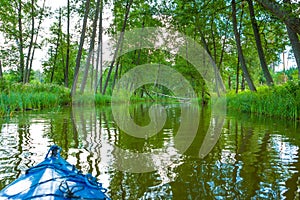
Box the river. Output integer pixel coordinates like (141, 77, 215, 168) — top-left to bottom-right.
(0, 103, 299, 199)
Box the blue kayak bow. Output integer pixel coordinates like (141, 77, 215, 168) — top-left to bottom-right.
(0, 145, 110, 200)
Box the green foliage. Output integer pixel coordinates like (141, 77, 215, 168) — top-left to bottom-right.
(0, 0, 49, 81)
(42, 21, 77, 86)
(227, 81, 300, 119)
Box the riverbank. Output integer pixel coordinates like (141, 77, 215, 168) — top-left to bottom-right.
(1, 81, 299, 119)
(0, 83, 181, 116)
(227, 81, 300, 119)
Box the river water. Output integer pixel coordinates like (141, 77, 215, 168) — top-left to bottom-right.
(0, 103, 299, 199)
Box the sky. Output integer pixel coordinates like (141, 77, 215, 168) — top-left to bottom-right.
(32, 0, 70, 71)
(32, 0, 113, 72)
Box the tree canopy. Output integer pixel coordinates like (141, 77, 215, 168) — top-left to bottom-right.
(0, 0, 299, 96)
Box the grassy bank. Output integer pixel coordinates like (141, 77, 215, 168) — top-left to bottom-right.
(227, 81, 300, 119)
(0, 82, 186, 116)
(0, 83, 71, 116)
(3, 81, 299, 120)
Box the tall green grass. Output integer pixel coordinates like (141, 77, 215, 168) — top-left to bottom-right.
(0, 83, 71, 116)
(227, 81, 300, 119)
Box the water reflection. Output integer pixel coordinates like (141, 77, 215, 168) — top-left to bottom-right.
(0, 105, 299, 199)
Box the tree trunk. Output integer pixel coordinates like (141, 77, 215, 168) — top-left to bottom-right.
(24, 0, 35, 83)
(235, 5, 244, 94)
(241, 73, 245, 91)
(65, 0, 70, 88)
(196, 15, 225, 95)
(91, 51, 94, 90)
(210, 15, 217, 62)
(71, 0, 91, 96)
(284, 0, 300, 80)
(135, 20, 144, 66)
(236, 58, 240, 93)
(80, 0, 101, 94)
(60, 25, 66, 79)
(102, 0, 133, 95)
(286, 27, 300, 80)
(27, 0, 46, 83)
(112, 58, 120, 90)
(255, 0, 300, 34)
(232, 0, 256, 91)
(218, 17, 229, 70)
(17, 0, 25, 83)
(95, 0, 103, 93)
(247, 0, 274, 86)
(0, 60, 3, 79)
(51, 10, 62, 83)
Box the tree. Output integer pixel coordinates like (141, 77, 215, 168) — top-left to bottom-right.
(27, 0, 47, 83)
(17, 0, 25, 82)
(247, 0, 273, 86)
(232, 0, 256, 91)
(286, 26, 300, 79)
(255, 0, 300, 34)
(102, 0, 134, 95)
(0, 0, 47, 83)
(65, 0, 70, 87)
(71, 0, 91, 96)
(80, 0, 101, 93)
(95, 0, 103, 93)
(283, 0, 300, 79)
(24, 0, 35, 83)
(50, 9, 62, 83)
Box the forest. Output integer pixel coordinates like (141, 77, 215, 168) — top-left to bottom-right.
(0, 0, 300, 118)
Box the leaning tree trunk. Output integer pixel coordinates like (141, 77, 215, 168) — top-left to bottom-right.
(247, 0, 274, 86)
(24, 0, 35, 83)
(17, 0, 25, 83)
(196, 14, 226, 96)
(284, 0, 300, 80)
(95, 0, 103, 93)
(286, 26, 300, 80)
(27, 0, 46, 83)
(255, 0, 300, 34)
(102, 0, 133, 95)
(232, 0, 256, 91)
(80, 0, 101, 94)
(218, 17, 229, 71)
(71, 0, 91, 96)
(235, 5, 244, 94)
(65, 0, 70, 88)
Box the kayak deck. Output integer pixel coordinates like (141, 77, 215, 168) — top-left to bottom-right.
(0, 145, 110, 200)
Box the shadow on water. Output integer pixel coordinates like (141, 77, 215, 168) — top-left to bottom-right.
(0, 104, 299, 199)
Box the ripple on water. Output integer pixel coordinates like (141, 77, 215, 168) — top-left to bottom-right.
(1, 106, 300, 199)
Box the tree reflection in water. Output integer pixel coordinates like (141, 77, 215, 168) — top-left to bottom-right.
(0, 105, 299, 199)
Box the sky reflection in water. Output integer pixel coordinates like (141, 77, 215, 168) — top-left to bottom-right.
(0, 104, 299, 199)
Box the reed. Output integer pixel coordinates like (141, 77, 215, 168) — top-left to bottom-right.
(0, 83, 71, 116)
(227, 81, 300, 119)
